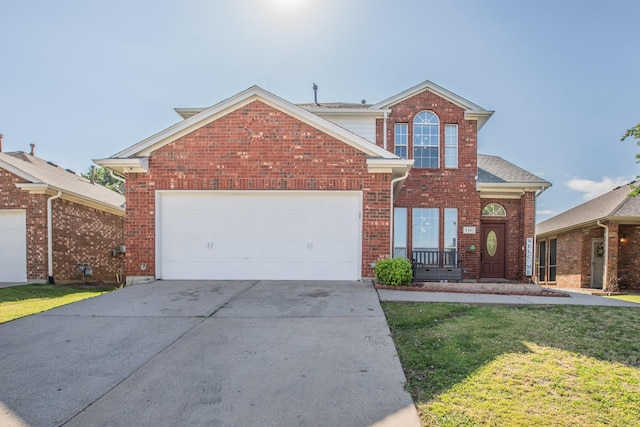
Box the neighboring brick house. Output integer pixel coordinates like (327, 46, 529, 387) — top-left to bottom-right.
(536, 182, 640, 291)
(0, 145, 125, 284)
(96, 81, 549, 285)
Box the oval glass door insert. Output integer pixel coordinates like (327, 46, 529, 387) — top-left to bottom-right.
(487, 230, 497, 257)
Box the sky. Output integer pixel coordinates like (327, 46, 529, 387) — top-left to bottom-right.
(1, 0, 638, 223)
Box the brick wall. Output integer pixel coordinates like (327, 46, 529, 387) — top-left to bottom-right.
(618, 224, 640, 289)
(0, 169, 48, 280)
(480, 197, 535, 282)
(374, 90, 534, 282)
(377, 91, 481, 280)
(0, 169, 125, 283)
(124, 100, 392, 279)
(543, 227, 604, 288)
(52, 198, 125, 283)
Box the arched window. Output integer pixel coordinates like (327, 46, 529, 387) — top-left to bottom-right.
(482, 203, 506, 217)
(413, 111, 439, 168)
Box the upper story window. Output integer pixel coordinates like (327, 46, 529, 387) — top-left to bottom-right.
(413, 111, 439, 168)
(482, 203, 506, 217)
(394, 123, 408, 159)
(444, 124, 458, 168)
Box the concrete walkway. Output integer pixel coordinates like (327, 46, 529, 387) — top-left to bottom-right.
(378, 288, 640, 307)
(0, 280, 420, 427)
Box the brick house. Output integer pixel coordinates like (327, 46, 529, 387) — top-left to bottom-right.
(0, 145, 126, 284)
(96, 81, 549, 285)
(536, 182, 640, 291)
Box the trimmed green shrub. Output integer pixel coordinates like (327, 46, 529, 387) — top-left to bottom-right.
(374, 257, 413, 286)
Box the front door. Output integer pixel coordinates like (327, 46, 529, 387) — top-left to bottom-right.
(590, 239, 605, 288)
(480, 222, 506, 278)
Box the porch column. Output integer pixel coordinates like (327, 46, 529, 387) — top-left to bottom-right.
(606, 223, 619, 290)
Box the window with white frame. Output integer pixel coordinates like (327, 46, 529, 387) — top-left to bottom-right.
(482, 203, 506, 217)
(444, 208, 458, 251)
(444, 208, 458, 266)
(412, 208, 439, 251)
(413, 111, 439, 168)
(444, 124, 458, 168)
(394, 123, 408, 159)
(393, 207, 407, 258)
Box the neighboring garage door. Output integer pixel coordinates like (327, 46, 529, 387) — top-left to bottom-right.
(0, 210, 27, 282)
(157, 191, 362, 280)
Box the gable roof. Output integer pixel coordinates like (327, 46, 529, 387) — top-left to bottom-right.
(477, 154, 551, 198)
(0, 151, 125, 215)
(97, 85, 409, 176)
(371, 80, 495, 130)
(537, 182, 640, 236)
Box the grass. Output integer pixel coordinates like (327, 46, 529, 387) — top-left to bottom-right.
(383, 302, 640, 427)
(605, 294, 640, 304)
(0, 283, 112, 324)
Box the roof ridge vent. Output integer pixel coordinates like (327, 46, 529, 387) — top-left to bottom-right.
(47, 160, 58, 167)
(65, 168, 76, 174)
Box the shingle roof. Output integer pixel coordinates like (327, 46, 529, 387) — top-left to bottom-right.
(0, 151, 125, 210)
(478, 154, 550, 185)
(297, 102, 373, 109)
(536, 182, 640, 235)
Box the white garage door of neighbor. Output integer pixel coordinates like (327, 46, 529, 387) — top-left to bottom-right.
(0, 210, 27, 282)
(157, 191, 362, 280)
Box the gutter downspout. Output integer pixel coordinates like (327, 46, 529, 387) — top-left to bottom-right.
(389, 169, 410, 257)
(596, 220, 609, 290)
(47, 191, 63, 284)
(108, 170, 125, 194)
(383, 111, 388, 151)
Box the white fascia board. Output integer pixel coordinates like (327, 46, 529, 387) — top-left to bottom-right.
(366, 158, 414, 177)
(15, 183, 125, 216)
(0, 159, 39, 183)
(94, 157, 149, 174)
(464, 110, 495, 131)
(372, 80, 486, 110)
(112, 86, 397, 160)
(174, 108, 206, 119)
(478, 182, 550, 198)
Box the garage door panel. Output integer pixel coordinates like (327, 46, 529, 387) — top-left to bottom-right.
(158, 192, 361, 280)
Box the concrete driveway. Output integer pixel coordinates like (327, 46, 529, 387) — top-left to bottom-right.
(0, 280, 420, 427)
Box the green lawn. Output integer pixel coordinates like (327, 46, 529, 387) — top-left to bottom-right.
(0, 284, 111, 324)
(383, 303, 640, 427)
(605, 294, 640, 304)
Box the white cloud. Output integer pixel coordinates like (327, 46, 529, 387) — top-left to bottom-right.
(536, 209, 556, 215)
(566, 177, 630, 200)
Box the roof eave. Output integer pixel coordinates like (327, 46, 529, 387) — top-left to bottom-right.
(366, 158, 414, 177)
(478, 182, 551, 199)
(15, 183, 125, 217)
(465, 110, 495, 131)
(94, 157, 149, 174)
(111, 86, 397, 160)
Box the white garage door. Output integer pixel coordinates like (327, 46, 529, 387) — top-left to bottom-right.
(157, 191, 362, 280)
(0, 210, 27, 282)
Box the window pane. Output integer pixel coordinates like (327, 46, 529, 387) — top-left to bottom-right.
(394, 123, 408, 159)
(538, 241, 546, 281)
(412, 208, 438, 250)
(445, 124, 458, 168)
(413, 111, 439, 168)
(394, 207, 407, 257)
(444, 208, 457, 250)
(549, 239, 557, 281)
(413, 146, 438, 168)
